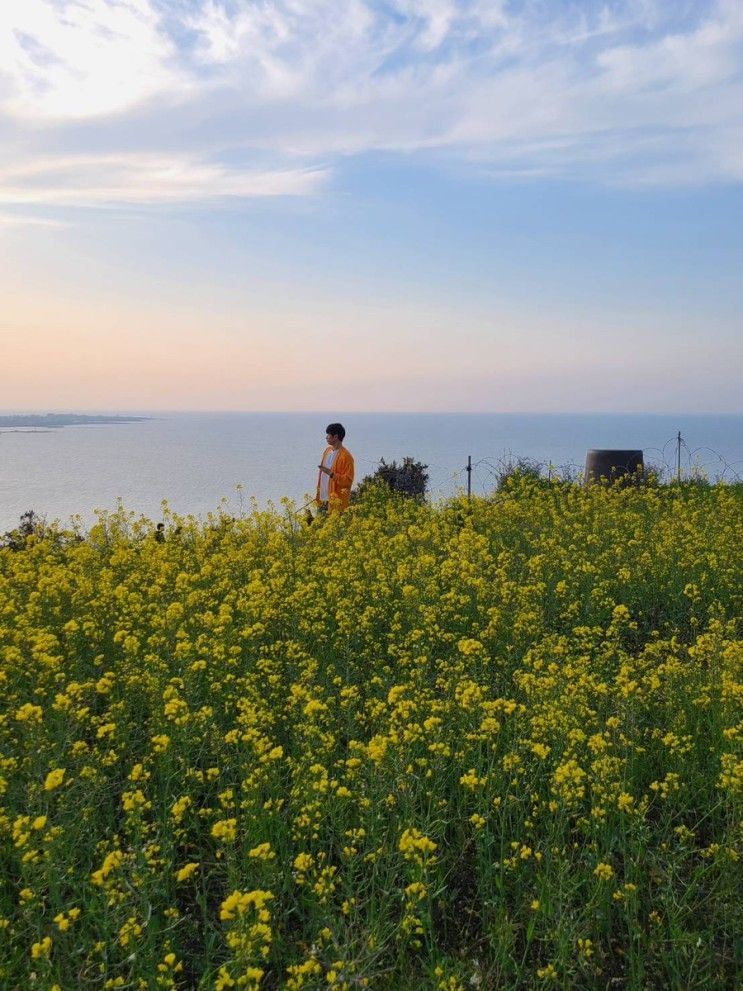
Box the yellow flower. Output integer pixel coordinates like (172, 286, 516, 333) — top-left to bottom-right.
(219, 888, 273, 921)
(151, 733, 171, 753)
(457, 638, 484, 656)
(536, 963, 558, 980)
(404, 881, 427, 901)
(16, 703, 44, 723)
(399, 828, 437, 863)
(158, 952, 183, 973)
(216, 966, 237, 989)
(121, 788, 150, 813)
(31, 936, 52, 959)
(171, 795, 192, 822)
(211, 818, 238, 842)
(44, 768, 66, 791)
(91, 849, 124, 886)
(459, 769, 487, 789)
(118, 916, 143, 947)
(293, 852, 314, 872)
(593, 862, 614, 881)
(367, 735, 389, 763)
(175, 862, 199, 882)
(248, 842, 275, 860)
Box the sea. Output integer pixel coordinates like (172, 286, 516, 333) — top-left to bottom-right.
(1, 412, 741, 531)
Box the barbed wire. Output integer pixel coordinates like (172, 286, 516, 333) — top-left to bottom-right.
(356, 434, 741, 500)
(680, 441, 743, 483)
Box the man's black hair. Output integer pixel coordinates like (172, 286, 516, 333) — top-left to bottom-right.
(326, 422, 345, 441)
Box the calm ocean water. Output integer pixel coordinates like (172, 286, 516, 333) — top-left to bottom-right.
(1, 412, 741, 531)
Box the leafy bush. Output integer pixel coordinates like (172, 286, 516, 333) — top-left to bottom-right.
(0, 509, 44, 550)
(354, 456, 429, 501)
(496, 457, 549, 491)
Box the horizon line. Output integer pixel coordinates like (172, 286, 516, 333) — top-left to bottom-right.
(2, 409, 742, 417)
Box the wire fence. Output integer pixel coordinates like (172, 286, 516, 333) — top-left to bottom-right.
(358, 433, 742, 502)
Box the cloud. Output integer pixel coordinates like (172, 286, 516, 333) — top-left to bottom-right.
(0, 211, 66, 228)
(0, 0, 742, 204)
(0, 154, 329, 207)
(0, 0, 182, 119)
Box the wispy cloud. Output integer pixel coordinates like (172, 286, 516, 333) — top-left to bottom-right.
(0, 154, 330, 207)
(0, 0, 741, 209)
(0, 211, 66, 228)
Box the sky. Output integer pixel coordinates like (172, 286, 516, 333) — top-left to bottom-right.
(1, 0, 742, 412)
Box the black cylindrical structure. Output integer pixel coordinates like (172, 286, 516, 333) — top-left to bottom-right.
(585, 449, 643, 486)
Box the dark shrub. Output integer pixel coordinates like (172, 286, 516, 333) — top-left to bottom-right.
(354, 457, 429, 502)
(1, 510, 44, 550)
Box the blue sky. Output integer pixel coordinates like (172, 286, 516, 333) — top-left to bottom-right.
(1, 0, 741, 411)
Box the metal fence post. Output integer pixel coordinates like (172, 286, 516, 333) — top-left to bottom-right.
(677, 431, 682, 483)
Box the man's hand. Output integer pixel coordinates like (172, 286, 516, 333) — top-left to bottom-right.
(318, 465, 333, 476)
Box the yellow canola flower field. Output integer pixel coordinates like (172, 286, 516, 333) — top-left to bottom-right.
(0, 479, 741, 990)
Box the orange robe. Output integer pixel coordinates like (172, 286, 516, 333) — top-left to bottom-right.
(316, 446, 355, 511)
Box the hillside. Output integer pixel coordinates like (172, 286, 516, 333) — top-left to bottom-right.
(1, 481, 741, 989)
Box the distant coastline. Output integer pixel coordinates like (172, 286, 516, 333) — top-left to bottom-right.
(0, 413, 150, 429)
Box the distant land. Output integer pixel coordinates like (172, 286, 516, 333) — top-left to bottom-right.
(0, 413, 150, 428)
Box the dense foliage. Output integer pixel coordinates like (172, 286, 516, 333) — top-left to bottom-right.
(353, 457, 430, 502)
(0, 481, 741, 990)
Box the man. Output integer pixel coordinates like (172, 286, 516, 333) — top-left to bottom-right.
(316, 422, 354, 514)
